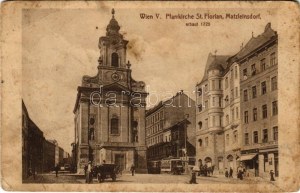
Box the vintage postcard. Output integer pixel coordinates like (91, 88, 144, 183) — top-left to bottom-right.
(1, 1, 299, 192)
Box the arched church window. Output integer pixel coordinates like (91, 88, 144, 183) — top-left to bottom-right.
(111, 116, 119, 134)
(111, 53, 119, 67)
(89, 128, 95, 140)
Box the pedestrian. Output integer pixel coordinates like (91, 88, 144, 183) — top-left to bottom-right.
(130, 164, 135, 176)
(189, 168, 197, 184)
(237, 165, 243, 180)
(87, 161, 92, 183)
(28, 168, 32, 177)
(270, 170, 275, 181)
(211, 165, 215, 175)
(33, 167, 36, 180)
(225, 168, 229, 178)
(229, 167, 233, 178)
(55, 164, 59, 177)
(84, 164, 88, 183)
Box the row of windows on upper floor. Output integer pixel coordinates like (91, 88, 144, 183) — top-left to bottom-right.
(146, 129, 183, 147)
(146, 120, 164, 136)
(197, 52, 277, 96)
(146, 133, 173, 147)
(86, 116, 139, 142)
(146, 110, 164, 126)
(197, 126, 278, 148)
(197, 100, 277, 130)
(197, 87, 239, 113)
(197, 75, 277, 113)
(243, 76, 277, 102)
(197, 67, 239, 96)
(198, 130, 239, 148)
(197, 106, 239, 130)
(243, 101, 277, 124)
(244, 126, 278, 145)
(242, 52, 277, 80)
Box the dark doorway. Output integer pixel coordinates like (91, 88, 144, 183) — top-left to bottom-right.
(115, 154, 125, 171)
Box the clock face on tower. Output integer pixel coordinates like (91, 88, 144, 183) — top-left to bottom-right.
(111, 72, 121, 82)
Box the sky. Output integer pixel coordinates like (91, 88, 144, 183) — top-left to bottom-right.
(22, 7, 277, 153)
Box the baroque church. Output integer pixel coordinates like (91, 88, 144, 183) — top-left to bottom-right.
(73, 9, 147, 173)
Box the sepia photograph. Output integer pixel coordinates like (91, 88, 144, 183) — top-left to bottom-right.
(1, 1, 299, 192)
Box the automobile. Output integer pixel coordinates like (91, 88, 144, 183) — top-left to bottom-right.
(64, 164, 71, 171)
(93, 164, 119, 182)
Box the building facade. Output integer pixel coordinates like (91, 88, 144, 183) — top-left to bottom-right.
(195, 23, 278, 178)
(43, 139, 56, 172)
(73, 9, 147, 173)
(195, 54, 241, 175)
(146, 92, 196, 163)
(22, 101, 29, 179)
(22, 101, 45, 178)
(238, 23, 278, 178)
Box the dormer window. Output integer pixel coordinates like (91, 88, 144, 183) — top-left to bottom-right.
(111, 52, 119, 67)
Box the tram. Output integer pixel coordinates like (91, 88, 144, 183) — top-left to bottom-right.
(160, 157, 184, 175)
(147, 160, 161, 174)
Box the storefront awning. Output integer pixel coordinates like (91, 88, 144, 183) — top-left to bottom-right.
(239, 154, 257, 161)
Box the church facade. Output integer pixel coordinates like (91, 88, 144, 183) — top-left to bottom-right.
(73, 9, 147, 173)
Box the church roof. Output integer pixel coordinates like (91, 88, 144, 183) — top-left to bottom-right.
(236, 23, 277, 60)
(106, 8, 121, 36)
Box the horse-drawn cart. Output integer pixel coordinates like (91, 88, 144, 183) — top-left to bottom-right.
(93, 164, 119, 182)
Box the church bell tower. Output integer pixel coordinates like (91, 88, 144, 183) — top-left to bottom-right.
(74, 9, 148, 173)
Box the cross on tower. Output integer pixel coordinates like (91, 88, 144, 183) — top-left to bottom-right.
(112, 8, 115, 18)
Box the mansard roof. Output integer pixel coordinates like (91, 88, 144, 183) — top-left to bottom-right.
(200, 53, 230, 83)
(236, 23, 277, 61)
